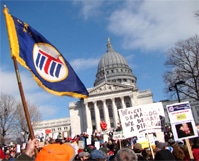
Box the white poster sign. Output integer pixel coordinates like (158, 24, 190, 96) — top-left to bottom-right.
(87, 128, 92, 136)
(16, 144, 21, 153)
(95, 141, 100, 150)
(86, 137, 92, 145)
(166, 102, 198, 140)
(78, 140, 85, 149)
(118, 102, 165, 139)
(103, 134, 109, 142)
(112, 131, 125, 140)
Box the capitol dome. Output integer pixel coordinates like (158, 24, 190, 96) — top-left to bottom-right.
(94, 37, 137, 88)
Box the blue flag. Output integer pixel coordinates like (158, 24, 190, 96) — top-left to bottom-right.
(3, 7, 89, 98)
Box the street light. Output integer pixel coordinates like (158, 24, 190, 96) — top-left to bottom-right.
(169, 80, 185, 102)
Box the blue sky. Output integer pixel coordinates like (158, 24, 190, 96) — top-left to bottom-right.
(0, 0, 198, 121)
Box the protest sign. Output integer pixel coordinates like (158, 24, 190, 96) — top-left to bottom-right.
(103, 134, 109, 142)
(112, 131, 125, 140)
(118, 102, 165, 139)
(166, 102, 198, 140)
(95, 141, 100, 150)
(87, 137, 92, 145)
(78, 140, 85, 149)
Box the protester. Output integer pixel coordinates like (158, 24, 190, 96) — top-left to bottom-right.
(1, 124, 198, 161)
(114, 148, 137, 161)
(141, 148, 153, 161)
(133, 143, 146, 161)
(191, 138, 199, 161)
(90, 149, 107, 161)
(9, 151, 16, 161)
(2, 150, 10, 161)
(154, 149, 176, 160)
(15, 138, 75, 161)
(169, 140, 185, 161)
(154, 141, 167, 151)
(15, 138, 39, 161)
(35, 143, 75, 161)
(0, 145, 5, 161)
(107, 154, 115, 161)
(78, 151, 90, 161)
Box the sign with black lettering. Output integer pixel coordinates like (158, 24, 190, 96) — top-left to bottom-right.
(166, 102, 198, 140)
(118, 102, 165, 139)
(113, 131, 125, 140)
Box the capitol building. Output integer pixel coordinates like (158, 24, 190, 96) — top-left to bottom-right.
(69, 37, 154, 136)
(33, 38, 199, 138)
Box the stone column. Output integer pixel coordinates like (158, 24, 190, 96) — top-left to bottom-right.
(112, 98, 119, 127)
(121, 96, 126, 109)
(102, 100, 110, 129)
(94, 101, 101, 131)
(85, 102, 92, 129)
(130, 95, 134, 107)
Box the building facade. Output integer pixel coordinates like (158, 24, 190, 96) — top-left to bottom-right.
(69, 38, 154, 136)
(33, 118, 71, 140)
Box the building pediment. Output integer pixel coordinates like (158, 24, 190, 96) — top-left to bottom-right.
(88, 82, 135, 96)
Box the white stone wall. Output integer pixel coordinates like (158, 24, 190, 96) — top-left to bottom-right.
(69, 103, 82, 137)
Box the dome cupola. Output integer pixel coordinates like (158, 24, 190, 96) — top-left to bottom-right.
(94, 37, 137, 88)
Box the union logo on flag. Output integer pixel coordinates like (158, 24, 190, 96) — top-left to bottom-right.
(33, 43, 68, 82)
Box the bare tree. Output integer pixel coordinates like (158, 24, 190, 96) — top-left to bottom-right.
(195, 10, 199, 21)
(0, 93, 17, 145)
(15, 101, 41, 142)
(0, 92, 42, 144)
(163, 35, 199, 101)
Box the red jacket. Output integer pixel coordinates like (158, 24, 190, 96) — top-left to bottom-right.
(0, 148, 5, 159)
(193, 147, 199, 161)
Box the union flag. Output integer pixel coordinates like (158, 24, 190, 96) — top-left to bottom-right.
(3, 7, 89, 99)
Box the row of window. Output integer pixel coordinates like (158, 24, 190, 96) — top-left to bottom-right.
(51, 126, 68, 132)
(97, 68, 132, 78)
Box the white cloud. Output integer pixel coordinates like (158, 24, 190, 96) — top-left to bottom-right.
(73, 0, 104, 20)
(76, 0, 198, 51)
(0, 68, 19, 95)
(70, 57, 99, 71)
(107, 0, 199, 51)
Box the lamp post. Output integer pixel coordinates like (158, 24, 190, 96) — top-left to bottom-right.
(169, 80, 185, 103)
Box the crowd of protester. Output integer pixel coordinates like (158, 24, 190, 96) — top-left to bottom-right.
(0, 127, 198, 161)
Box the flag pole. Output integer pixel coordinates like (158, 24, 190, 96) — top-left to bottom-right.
(13, 57, 38, 155)
(13, 57, 34, 139)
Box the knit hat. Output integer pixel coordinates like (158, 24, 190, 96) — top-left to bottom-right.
(78, 152, 90, 158)
(133, 143, 142, 151)
(90, 150, 107, 159)
(155, 141, 167, 150)
(155, 149, 175, 160)
(168, 139, 176, 146)
(35, 143, 75, 161)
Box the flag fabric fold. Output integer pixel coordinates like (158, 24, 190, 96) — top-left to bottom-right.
(3, 7, 89, 98)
